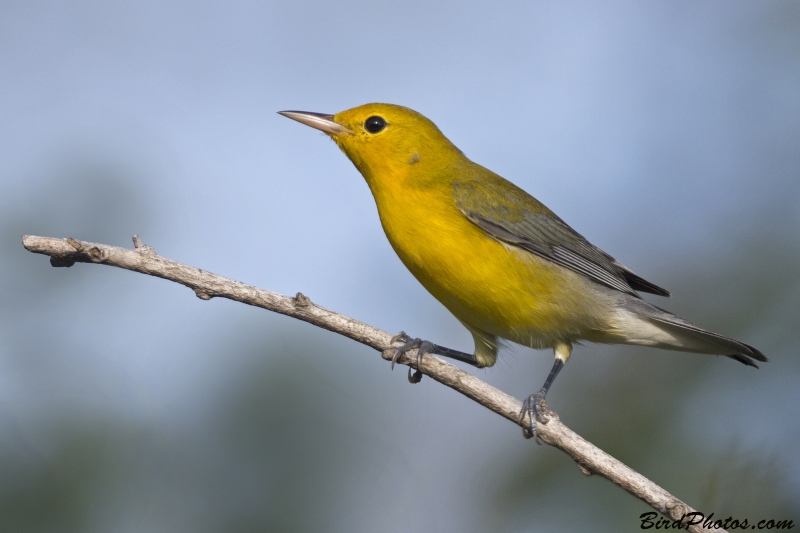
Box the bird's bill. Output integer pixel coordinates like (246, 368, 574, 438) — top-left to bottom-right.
(278, 110, 354, 135)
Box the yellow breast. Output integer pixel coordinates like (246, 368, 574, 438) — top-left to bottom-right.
(369, 174, 605, 348)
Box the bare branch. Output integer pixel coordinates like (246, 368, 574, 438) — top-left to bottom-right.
(22, 235, 723, 533)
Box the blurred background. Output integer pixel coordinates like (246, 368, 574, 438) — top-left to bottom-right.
(1, 1, 798, 531)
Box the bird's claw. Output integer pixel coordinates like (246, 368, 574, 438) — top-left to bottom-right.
(389, 331, 433, 384)
(519, 389, 549, 443)
(407, 367, 423, 384)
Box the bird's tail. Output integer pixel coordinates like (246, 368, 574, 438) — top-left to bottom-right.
(614, 297, 768, 368)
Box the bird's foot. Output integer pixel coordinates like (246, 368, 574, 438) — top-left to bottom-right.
(390, 331, 434, 384)
(519, 389, 549, 444)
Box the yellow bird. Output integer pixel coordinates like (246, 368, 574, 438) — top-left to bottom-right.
(280, 103, 767, 440)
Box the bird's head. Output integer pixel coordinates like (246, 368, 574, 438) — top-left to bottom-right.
(279, 103, 464, 188)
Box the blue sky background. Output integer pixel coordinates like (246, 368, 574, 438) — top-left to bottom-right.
(1, 1, 798, 531)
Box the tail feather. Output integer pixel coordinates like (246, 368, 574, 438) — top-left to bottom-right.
(728, 352, 761, 368)
(618, 298, 768, 367)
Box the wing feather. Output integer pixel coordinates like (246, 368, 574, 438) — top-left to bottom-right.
(454, 179, 670, 298)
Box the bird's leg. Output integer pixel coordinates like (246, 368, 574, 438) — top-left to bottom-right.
(520, 341, 571, 443)
(390, 331, 480, 384)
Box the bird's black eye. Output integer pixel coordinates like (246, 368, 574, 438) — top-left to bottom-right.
(364, 116, 387, 134)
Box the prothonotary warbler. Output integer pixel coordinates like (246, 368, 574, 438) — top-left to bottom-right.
(279, 103, 767, 440)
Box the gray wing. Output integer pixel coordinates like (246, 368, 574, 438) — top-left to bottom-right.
(454, 179, 670, 298)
